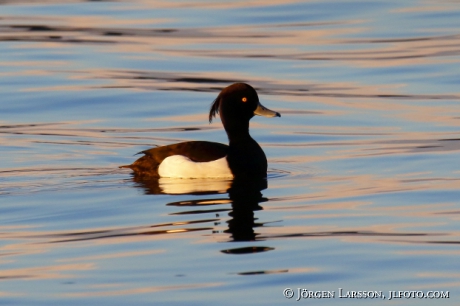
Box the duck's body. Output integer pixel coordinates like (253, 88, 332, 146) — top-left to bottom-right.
(125, 141, 229, 178)
(121, 83, 280, 179)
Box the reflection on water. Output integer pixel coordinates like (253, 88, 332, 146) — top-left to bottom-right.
(1, 0, 460, 305)
(136, 176, 268, 244)
(224, 179, 266, 243)
(134, 176, 232, 195)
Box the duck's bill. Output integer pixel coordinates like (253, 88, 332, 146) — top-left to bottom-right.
(254, 103, 281, 118)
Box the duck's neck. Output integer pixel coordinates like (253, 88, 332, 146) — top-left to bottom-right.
(224, 121, 253, 144)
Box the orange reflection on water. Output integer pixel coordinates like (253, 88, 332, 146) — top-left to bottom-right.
(57, 249, 164, 263)
(0, 263, 94, 280)
(269, 174, 460, 203)
(61, 282, 222, 297)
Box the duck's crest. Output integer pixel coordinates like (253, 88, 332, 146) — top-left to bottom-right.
(209, 95, 220, 123)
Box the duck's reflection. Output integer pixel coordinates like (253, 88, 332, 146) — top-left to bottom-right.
(225, 178, 267, 242)
(132, 176, 233, 196)
(132, 175, 272, 253)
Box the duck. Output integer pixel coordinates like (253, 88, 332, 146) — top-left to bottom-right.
(120, 83, 280, 179)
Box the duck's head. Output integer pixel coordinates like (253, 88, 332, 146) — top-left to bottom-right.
(209, 83, 280, 129)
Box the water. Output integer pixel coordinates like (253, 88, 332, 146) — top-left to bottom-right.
(1, 0, 460, 305)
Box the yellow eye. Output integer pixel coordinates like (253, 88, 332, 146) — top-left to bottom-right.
(242, 97, 247, 102)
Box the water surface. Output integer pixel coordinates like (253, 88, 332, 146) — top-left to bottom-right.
(1, 0, 460, 305)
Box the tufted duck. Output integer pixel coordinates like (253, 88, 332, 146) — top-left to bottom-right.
(121, 83, 280, 179)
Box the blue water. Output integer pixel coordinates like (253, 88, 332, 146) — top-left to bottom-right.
(1, 0, 460, 305)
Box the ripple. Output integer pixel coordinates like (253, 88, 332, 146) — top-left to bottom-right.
(269, 162, 321, 181)
(220, 246, 274, 255)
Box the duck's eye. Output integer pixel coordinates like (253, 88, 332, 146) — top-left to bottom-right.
(242, 97, 247, 102)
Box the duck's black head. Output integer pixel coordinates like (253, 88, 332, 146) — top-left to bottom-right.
(209, 83, 280, 132)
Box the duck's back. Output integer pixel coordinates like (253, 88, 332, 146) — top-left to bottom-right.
(123, 141, 228, 178)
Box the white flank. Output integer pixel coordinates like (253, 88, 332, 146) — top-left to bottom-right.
(158, 155, 234, 178)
